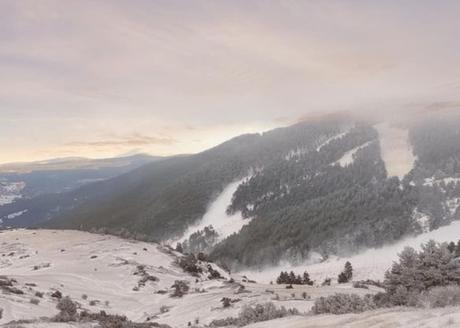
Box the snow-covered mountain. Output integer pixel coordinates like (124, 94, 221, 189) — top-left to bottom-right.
(2, 111, 460, 271)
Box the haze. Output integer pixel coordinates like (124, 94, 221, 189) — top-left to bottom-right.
(2, 0, 460, 163)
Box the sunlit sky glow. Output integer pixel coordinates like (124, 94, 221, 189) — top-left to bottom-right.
(1, 0, 460, 163)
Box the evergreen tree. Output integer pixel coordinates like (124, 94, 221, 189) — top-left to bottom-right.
(338, 261, 353, 283)
(344, 261, 353, 281)
(302, 271, 313, 286)
(295, 274, 303, 285)
(383, 241, 460, 306)
(337, 272, 348, 284)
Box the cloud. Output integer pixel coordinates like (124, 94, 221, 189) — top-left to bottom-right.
(64, 134, 177, 148)
(2, 1, 460, 162)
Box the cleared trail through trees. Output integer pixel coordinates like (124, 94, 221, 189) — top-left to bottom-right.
(375, 122, 415, 179)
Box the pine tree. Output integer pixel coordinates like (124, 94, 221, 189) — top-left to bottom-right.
(302, 271, 313, 286)
(276, 271, 289, 284)
(296, 275, 302, 285)
(344, 261, 353, 281)
(289, 271, 296, 285)
(338, 261, 353, 283)
(337, 272, 348, 284)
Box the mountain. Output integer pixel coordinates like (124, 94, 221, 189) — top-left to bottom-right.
(4, 112, 460, 270)
(0, 154, 161, 226)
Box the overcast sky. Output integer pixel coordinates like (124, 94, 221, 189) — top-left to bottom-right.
(1, 0, 460, 163)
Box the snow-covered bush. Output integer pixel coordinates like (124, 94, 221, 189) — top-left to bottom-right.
(321, 278, 331, 286)
(352, 281, 369, 289)
(221, 297, 231, 308)
(178, 254, 202, 276)
(311, 293, 376, 315)
(54, 296, 78, 322)
(170, 280, 189, 297)
(210, 302, 299, 327)
(80, 310, 172, 327)
(30, 297, 40, 305)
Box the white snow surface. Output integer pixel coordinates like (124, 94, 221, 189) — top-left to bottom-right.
(176, 178, 250, 244)
(375, 123, 415, 180)
(316, 131, 348, 152)
(245, 307, 460, 328)
(0, 229, 237, 327)
(0, 229, 379, 328)
(335, 141, 372, 167)
(239, 220, 460, 284)
(5, 209, 28, 220)
(0, 181, 25, 206)
(2, 229, 459, 328)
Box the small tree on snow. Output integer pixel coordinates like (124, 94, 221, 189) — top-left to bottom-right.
(171, 280, 189, 298)
(302, 271, 313, 286)
(175, 243, 183, 253)
(338, 261, 353, 283)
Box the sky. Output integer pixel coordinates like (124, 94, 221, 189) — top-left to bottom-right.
(1, 0, 460, 163)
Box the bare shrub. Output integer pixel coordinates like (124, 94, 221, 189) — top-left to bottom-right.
(178, 254, 202, 276)
(51, 290, 62, 299)
(30, 298, 40, 305)
(420, 286, 460, 308)
(54, 296, 78, 322)
(170, 280, 189, 298)
(160, 305, 170, 313)
(221, 297, 231, 308)
(352, 281, 369, 289)
(312, 293, 376, 315)
(321, 278, 331, 286)
(79, 310, 172, 328)
(210, 302, 299, 327)
(34, 291, 44, 298)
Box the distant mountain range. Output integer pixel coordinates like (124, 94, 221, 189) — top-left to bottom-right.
(2, 112, 460, 270)
(0, 154, 161, 225)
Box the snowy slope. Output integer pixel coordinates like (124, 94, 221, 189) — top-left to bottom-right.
(1, 229, 459, 328)
(335, 141, 372, 167)
(0, 229, 234, 327)
(245, 307, 460, 328)
(176, 178, 251, 244)
(375, 123, 415, 179)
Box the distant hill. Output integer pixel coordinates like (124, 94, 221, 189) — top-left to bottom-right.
(0, 154, 161, 225)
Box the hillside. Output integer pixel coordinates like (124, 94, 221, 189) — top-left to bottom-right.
(0, 154, 160, 227)
(1, 229, 460, 328)
(2, 113, 460, 269)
